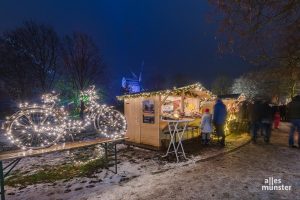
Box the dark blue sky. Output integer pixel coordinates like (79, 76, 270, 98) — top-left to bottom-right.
(0, 0, 252, 95)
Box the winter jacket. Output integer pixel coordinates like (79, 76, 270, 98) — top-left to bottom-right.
(249, 101, 263, 122)
(200, 113, 213, 133)
(260, 102, 273, 124)
(213, 99, 227, 125)
(287, 95, 300, 120)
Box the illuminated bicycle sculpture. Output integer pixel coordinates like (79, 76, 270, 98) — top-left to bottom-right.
(3, 86, 127, 150)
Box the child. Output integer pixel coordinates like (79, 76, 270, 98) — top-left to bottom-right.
(274, 111, 280, 129)
(200, 108, 213, 144)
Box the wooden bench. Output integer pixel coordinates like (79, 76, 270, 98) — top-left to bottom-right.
(0, 137, 125, 200)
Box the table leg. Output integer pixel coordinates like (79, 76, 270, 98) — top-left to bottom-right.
(176, 122, 188, 160)
(104, 143, 108, 162)
(114, 143, 117, 174)
(163, 132, 173, 157)
(173, 122, 179, 162)
(0, 161, 5, 200)
(163, 122, 179, 162)
(163, 122, 174, 156)
(103, 142, 118, 174)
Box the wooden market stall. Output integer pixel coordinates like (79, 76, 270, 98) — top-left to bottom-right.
(117, 83, 216, 149)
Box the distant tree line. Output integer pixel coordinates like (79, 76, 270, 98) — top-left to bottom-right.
(211, 65, 300, 104)
(231, 66, 300, 103)
(0, 21, 105, 102)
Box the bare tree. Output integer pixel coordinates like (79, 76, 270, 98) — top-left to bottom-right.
(61, 32, 105, 117)
(209, 0, 300, 66)
(211, 75, 232, 95)
(272, 65, 300, 98)
(0, 36, 35, 101)
(145, 72, 167, 91)
(3, 21, 60, 92)
(210, 1, 300, 101)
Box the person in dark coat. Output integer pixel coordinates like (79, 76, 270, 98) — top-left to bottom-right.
(260, 101, 273, 143)
(279, 105, 287, 121)
(287, 95, 300, 148)
(249, 100, 263, 143)
(213, 98, 227, 146)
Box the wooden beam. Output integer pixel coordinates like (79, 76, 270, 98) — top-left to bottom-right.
(159, 92, 171, 115)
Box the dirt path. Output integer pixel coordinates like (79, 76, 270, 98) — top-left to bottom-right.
(88, 123, 300, 200)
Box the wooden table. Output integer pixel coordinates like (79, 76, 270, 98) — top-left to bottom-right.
(0, 137, 125, 200)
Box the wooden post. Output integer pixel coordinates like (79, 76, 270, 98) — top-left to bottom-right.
(114, 143, 117, 174)
(159, 93, 171, 115)
(181, 91, 185, 113)
(104, 143, 108, 162)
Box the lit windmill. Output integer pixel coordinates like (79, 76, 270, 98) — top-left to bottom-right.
(122, 61, 144, 94)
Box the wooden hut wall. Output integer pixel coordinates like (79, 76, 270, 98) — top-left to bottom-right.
(124, 98, 141, 144)
(140, 96, 160, 147)
(124, 96, 161, 147)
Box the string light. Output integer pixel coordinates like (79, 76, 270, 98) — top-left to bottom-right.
(117, 82, 245, 135)
(117, 83, 216, 100)
(224, 94, 246, 134)
(3, 86, 127, 149)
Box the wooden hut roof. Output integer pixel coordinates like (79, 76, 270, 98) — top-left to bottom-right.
(117, 83, 216, 100)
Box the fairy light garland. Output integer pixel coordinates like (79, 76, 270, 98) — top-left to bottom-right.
(3, 86, 127, 150)
(224, 94, 246, 134)
(117, 83, 216, 100)
(79, 86, 127, 139)
(117, 82, 245, 135)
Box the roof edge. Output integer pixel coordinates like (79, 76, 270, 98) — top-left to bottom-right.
(117, 82, 214, 100)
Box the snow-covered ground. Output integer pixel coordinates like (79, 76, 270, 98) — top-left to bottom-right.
(87, 123, 300, 200)
(3, 131, 249, 200)
(4, 127, 290, 200)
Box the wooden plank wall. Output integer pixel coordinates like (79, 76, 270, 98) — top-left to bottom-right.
(125, 96, 161, 148)
(140, 96, 160, 147)
(124, 98, 141, 143)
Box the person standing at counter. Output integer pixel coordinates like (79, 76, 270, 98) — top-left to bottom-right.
(200, 108, 213, 145)
(213, 98, 228, 146)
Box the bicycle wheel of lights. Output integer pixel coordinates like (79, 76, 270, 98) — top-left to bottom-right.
(94, 108, 127, 138)
(6, 108, 64, 149)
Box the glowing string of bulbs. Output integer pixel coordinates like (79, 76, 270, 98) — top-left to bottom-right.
(3, 86, 127, 149)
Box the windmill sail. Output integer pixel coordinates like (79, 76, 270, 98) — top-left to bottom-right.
(121, 61, 144, 94)
(139, 60, 144, 82)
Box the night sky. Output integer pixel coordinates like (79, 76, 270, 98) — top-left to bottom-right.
(0, 0, 252, 96)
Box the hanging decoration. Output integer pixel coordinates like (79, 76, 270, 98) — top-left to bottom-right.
(3, 86, 127, 150)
